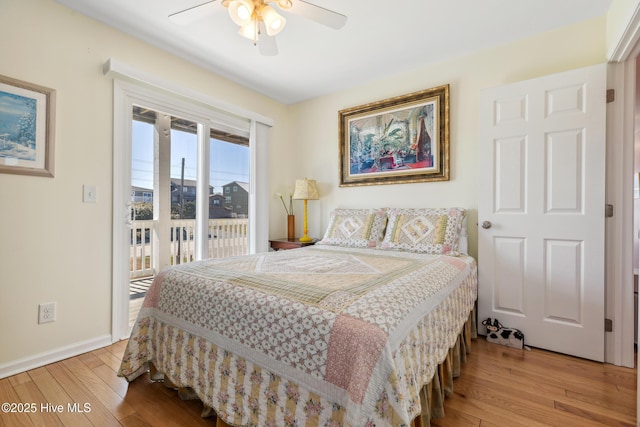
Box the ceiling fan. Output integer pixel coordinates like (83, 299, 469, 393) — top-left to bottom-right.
(169, 0, 347, 56)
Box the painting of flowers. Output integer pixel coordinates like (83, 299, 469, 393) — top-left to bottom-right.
(339, 85, 449, 186)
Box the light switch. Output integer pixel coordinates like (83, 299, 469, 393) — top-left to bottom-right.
(83, 184, 97, 203)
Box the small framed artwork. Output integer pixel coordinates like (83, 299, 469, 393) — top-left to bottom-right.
(0, 75, 56, 177)
(339, 85, 449, 187)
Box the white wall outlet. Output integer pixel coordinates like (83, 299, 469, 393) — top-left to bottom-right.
(38, 302, 56, 324)
(83, 184, 97, 203)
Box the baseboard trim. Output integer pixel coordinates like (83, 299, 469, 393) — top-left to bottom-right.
(0, 335, 113, 379)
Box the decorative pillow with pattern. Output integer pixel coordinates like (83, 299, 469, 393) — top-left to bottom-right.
(317, 208, 388, 248)
(379, 207, 466, 255)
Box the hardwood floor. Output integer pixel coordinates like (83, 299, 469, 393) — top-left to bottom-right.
(0, 339, 635, 426)
(431, 340, 637, 427)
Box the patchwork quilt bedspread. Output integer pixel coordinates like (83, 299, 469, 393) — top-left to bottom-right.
(119, 245, 477, 427)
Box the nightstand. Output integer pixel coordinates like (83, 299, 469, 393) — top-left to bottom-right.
(269, 237, 317, 250)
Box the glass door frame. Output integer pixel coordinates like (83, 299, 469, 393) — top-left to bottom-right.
(111, 76, 272, 341)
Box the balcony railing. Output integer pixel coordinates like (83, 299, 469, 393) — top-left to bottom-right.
(130, 218, 248, 279)
(130, 220, 154, 278)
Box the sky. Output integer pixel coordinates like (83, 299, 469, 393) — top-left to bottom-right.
(131, 120, 249, 192)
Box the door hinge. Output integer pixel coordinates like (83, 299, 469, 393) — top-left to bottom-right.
(605, 318, 613, 332)
(605, 204, 614, 218)
(607, 89, 615, 103)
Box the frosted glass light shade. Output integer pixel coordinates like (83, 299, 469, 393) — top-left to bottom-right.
(261, 5, 286, 36)
(238, 22, 257, 40)
(276, 0, 292, 8)
(228, 0, 254, 26)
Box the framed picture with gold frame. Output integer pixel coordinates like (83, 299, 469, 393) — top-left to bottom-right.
(339, 85, 449, 187)
(0, 75, 56, 177)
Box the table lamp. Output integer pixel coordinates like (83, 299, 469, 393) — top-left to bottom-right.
(292, 178, 319, 242)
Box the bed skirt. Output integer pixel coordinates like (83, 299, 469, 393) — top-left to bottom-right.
(152, 308, 477, 427)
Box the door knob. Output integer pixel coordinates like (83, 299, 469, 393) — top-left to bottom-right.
(481, 221, 492, 229)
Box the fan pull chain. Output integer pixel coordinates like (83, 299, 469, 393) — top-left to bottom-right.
(253, 18, 259, 45)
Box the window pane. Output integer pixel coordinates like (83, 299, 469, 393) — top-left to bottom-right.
(130, 117, 154, 284)
(169, 122, 198, 266)
(209, 136, 249, 258)
(170, 126, 197, 220)
(131, 119, 154, 210)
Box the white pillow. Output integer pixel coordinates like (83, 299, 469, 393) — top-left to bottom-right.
(457, 215, 468, 254)
(317, 208, 388, 248)
(379, 207, 467, 255)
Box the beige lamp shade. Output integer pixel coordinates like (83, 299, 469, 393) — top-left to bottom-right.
(292, 178, 319, 200)
(292, 178, 319, 243)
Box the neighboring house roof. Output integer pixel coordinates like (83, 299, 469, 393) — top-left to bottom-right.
(131, 185, 153, 193)
(170, 178, 198, 187)
(223, 181, 249, 192)
(170, 178, 215, 192)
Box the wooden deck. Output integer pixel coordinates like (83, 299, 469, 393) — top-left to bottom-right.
(129, 277, 153, 300)
(129, 277, 153, 325)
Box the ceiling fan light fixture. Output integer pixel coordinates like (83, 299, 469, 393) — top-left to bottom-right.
(276, 0, 293, 9)
(261, 5, 286, 36)
(228, 0, 254, 27)
(169, 0, 347, 56)
(238, 22, 258, 41)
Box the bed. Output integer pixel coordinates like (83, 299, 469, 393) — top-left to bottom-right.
(119, 207, 477, 426)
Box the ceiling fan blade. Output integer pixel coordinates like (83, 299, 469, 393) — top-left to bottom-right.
(259, 22, 278, 56)
(289, 0, 347, 30)
(169, 0, 219, 25)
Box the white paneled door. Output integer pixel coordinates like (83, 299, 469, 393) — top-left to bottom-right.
(478, 64, 607, 361)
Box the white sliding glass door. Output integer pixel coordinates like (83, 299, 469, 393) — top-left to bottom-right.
(128, 105, 251, 325)
(110, 73, 271, 340)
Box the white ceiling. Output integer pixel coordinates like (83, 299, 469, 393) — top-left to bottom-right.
(55, 0, 612, 104)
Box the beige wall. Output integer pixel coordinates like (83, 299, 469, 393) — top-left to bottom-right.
(0, 0, 290, 365)
(0, 0, 610, 370)
(607, 0, 640, 57)
(282, 16, 608, 260)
